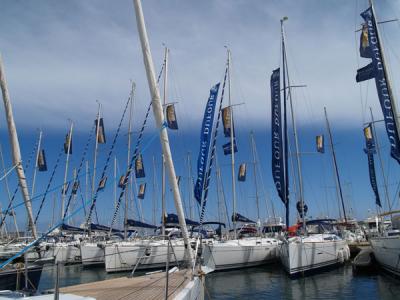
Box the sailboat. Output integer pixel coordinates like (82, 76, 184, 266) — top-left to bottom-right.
(199, 49, 279, 272)
(273, 17, 349, 276)
(356, 0, 400, 277)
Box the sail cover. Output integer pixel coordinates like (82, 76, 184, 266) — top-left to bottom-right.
(194, 83, 220, 204)
(231, 212, 255, 223)
(364, 124, 381, 207)
(126, 219, 157, 229)
(165, 213, 199, 226)
(271, 68, 286, 204)
(357, 7, 400, 164)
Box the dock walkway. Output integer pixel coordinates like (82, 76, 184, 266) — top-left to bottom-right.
(60, 269, 193, 300)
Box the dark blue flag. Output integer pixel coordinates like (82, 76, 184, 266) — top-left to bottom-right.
(271, 68, 286, 204)
(194, 83, 220, 204)
(363, 124, 381, 207)
(359, 7, 400, 164)
(356, 63, 374, 83)
(222, 139, 238, 155)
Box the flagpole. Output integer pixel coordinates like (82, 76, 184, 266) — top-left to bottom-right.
(0, 54, 37, 239)
(133, 0, 193, 263)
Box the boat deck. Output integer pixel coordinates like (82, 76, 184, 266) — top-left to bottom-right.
(60, 269, 193, 300)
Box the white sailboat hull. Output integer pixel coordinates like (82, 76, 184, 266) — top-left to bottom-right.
(80, 243, 105, 266)
(202, 238, 279, 271)
(41, 243, 81, 264)
(370, 236, 400, 277)
(104, 240, 186, 273)
(279, 234, 350, 276)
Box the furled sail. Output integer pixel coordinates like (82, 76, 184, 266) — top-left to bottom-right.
(271, 68, 286, 204)
(37, 149, 47, 171)
(363, 124, 381, 207)
(316, 135, 324, 153)
(238, 163, 246, 182)
(95, 118, 106, 144)
(138, 183, 146, 199)
(194, 83, 220, 203)
(135, 153, 145, 178)
(166, 104, 178, 130)
(356, 7, 400, 164)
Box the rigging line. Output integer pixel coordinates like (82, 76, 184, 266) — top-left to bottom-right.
(63, 123, 96, 220)
(199, 66, 229, 224)
(86, 95, 131, 225)
(0, 139, 38, 230)
(34, 147, 64, 225)
(0, 162, 18, 181)
(109, 114, 165, 232)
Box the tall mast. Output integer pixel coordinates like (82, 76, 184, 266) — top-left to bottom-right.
(324, 107, 347, 222)
(92, 102, 101, 212)
(227, 48, 237, 239)
(187, 152, 194, 220)
(31, 130, 43, 198)
(61, 121, 73, 219)
(369, 108, 392, 214)
(161, 46, 169, 237)
(133, 0, 193, 262)
(250, 132, 260, 224)
(152, 156, 157, 225)
(280, 18, 290, 228)
(0, 54, 37, 239)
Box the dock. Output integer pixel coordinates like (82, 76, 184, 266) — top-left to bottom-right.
(60, 268, 200, 300)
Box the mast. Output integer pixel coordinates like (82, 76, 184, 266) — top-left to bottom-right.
(370, 0, 400, 135)
(161, 46, 168, 238)
(227, 48, 238, 239)
(92, 102, 101, 212)
(369, 108, 392, 214)
(133, 0, 193, 262)
(152, 156, 157, 225)
(61, 121, 73, 219)
(250, 132, 260, 225)
(0, 55, 37, 239)
(280, 18, 290, 228)
(31, 130, 43, 198)
(187, 152, 194, 220)
(324, 107, 347, 222)
(114, 156, 117, 210)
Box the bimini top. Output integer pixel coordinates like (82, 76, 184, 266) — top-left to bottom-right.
(165, 213, 200, 226)
(126, 219, 157, 229)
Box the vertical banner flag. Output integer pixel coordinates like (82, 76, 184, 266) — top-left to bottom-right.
(363, 124, 381, 207)
(316, 135, 325, 153)
(138, 183, 146, 199)
(357, 7, 400, 164)
(238, 163, 246, 182)
(95, 118, 106, 144)
(194, 83, 220, 203)
(37, 149, 48, 171)
(64, 133, 72, 154)
(222, 139, 238, 155)
(166, 104, 178, 130)
(271, 68, 286, 204)
(135, 153, 145, 178)
(222, 107, 233, 137)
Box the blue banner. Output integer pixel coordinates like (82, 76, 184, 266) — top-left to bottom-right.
(271, 68, 286, 204)
(194, 83, 220, 204)
(364, 124, 381, 207)
(359, 7, 400, 164)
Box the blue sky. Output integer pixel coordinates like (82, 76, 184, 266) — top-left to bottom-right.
(1, 0, 400, 231)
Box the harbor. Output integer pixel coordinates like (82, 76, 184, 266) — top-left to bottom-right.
(0, 0, 400, 299)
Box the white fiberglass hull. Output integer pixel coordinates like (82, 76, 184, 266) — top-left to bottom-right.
(279, 234, 350, 276)
(370, 236, 400, 277)
(104, 240, 186, 273)
(41, 242, 81, 264)
(80, 243, 105, 266)
(202, 237, 280, 271)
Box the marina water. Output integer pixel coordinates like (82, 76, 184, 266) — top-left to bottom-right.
(37, 263, 400, 299)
